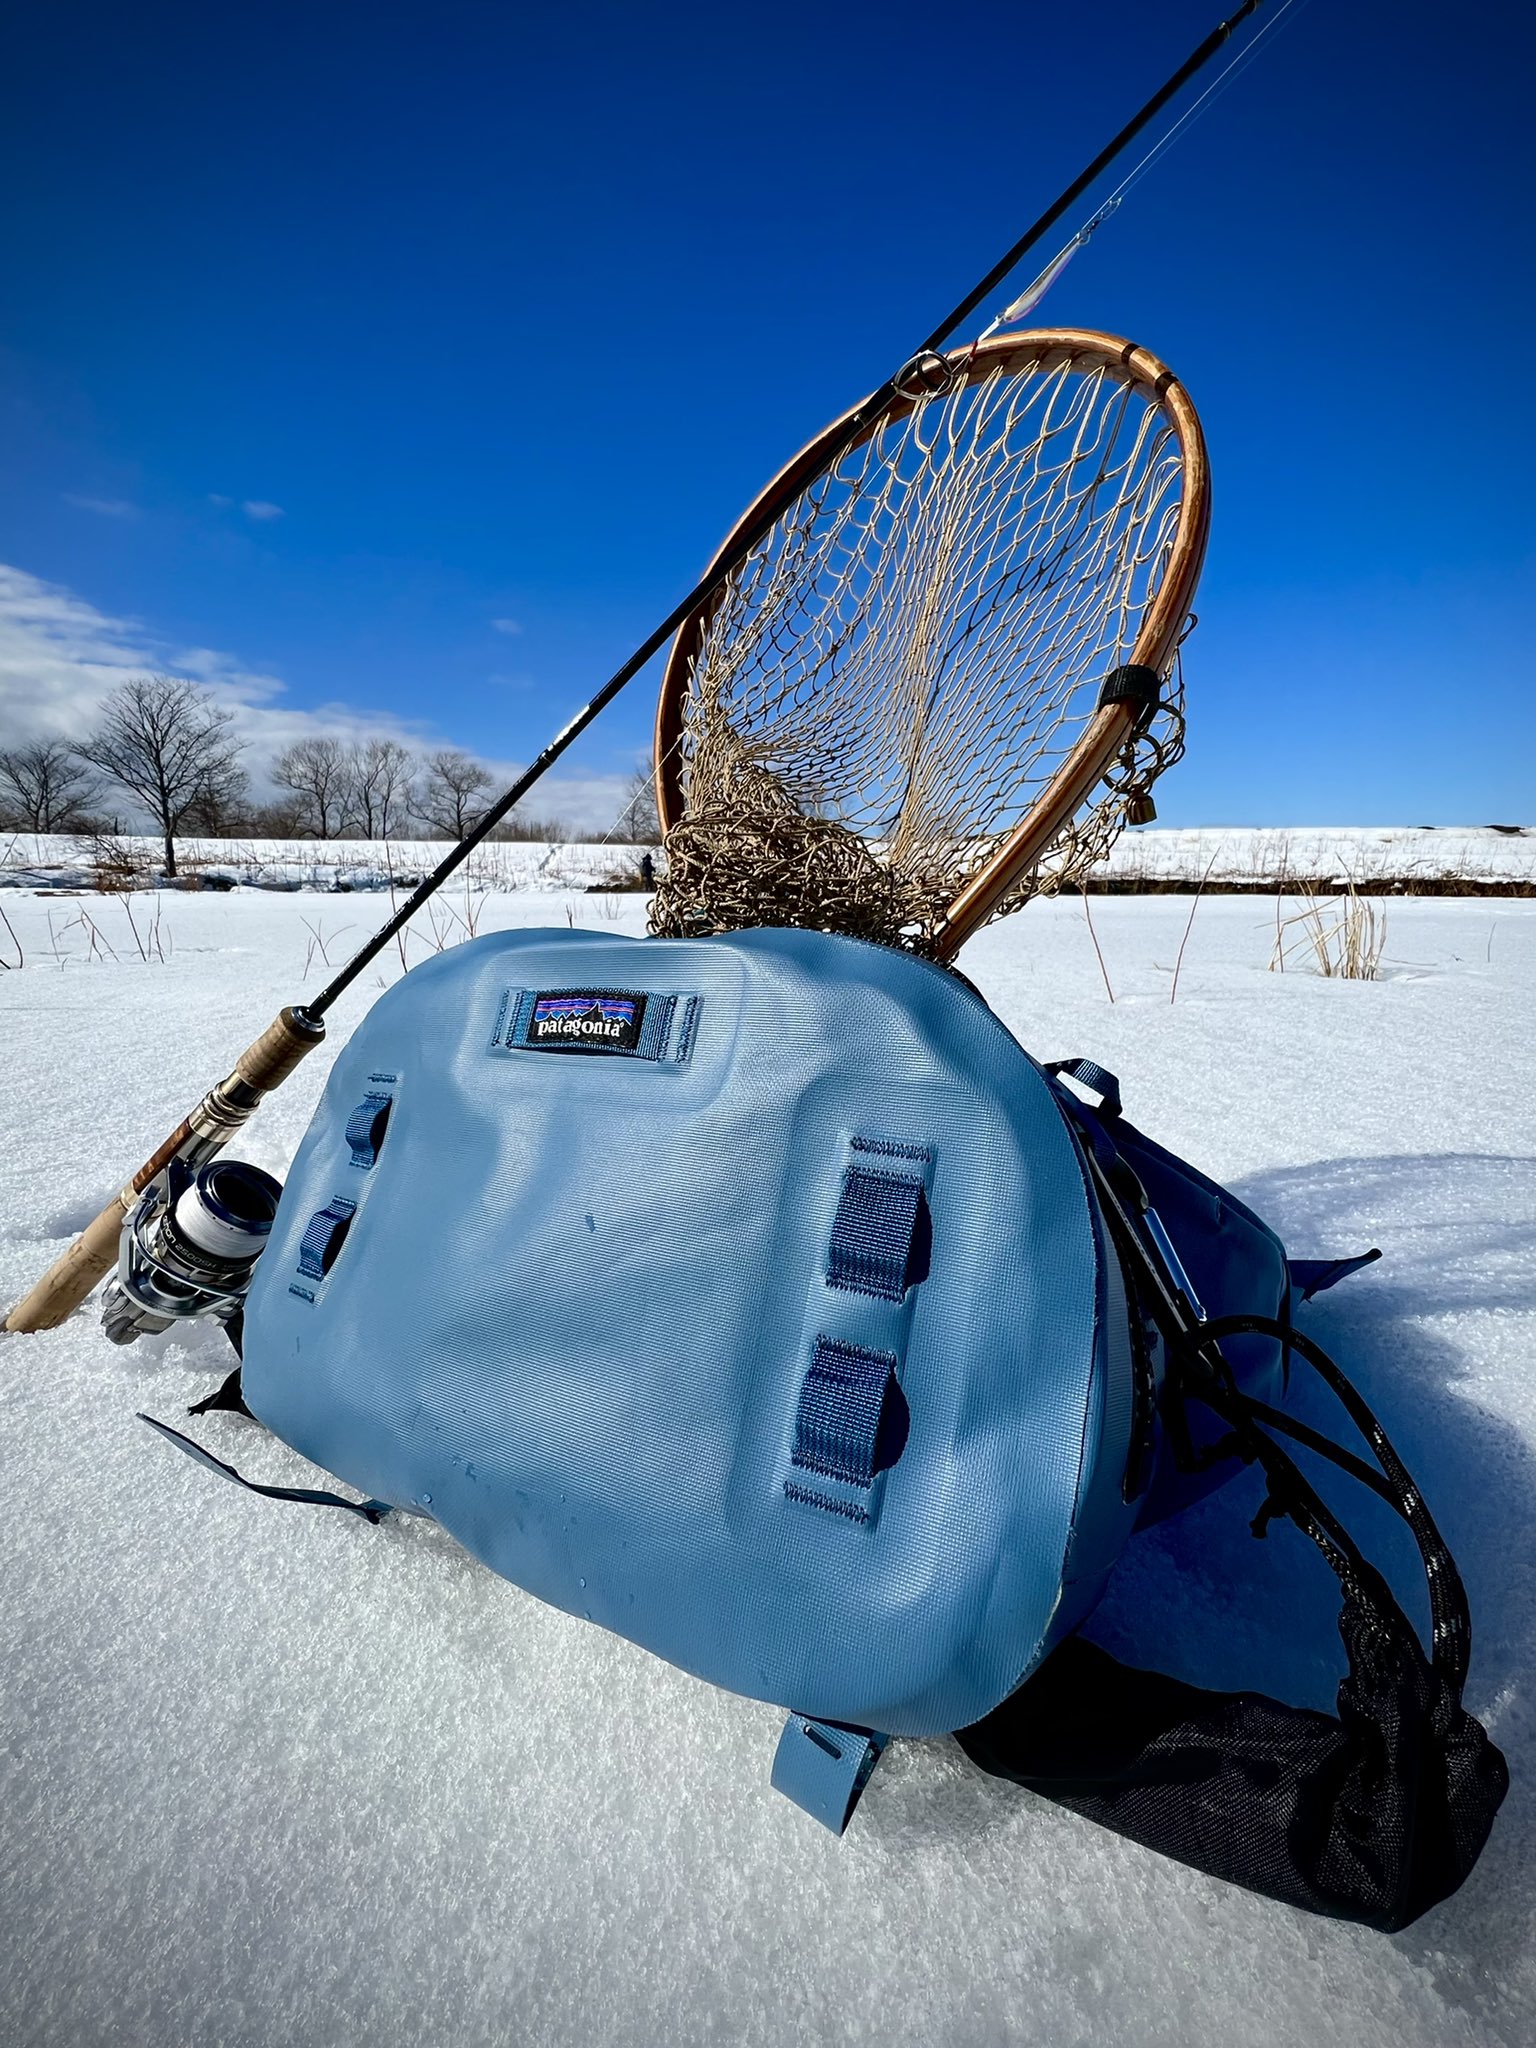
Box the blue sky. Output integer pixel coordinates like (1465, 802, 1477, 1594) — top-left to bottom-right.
(2, 0, 1532, 826)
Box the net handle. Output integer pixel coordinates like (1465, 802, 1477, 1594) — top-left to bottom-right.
(652, 328, 1210, 960)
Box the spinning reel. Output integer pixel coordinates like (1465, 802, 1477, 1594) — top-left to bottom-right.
(101, 1157, 282, 1346)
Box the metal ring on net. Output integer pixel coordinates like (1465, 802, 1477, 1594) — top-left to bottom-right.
(891, 350, 963, 401)
(649, 329, 1210, 959)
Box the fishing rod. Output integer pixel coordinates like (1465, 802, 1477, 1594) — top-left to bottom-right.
(309, 0, 1266, 1019)
(5, 0, 1269, 1334)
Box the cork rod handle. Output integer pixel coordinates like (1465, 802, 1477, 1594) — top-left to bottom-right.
(3, 1008, 324, 1335)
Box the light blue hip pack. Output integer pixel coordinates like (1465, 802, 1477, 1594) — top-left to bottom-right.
(237, 925, 1296, 1829)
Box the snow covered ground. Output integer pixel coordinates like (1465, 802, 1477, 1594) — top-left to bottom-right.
(5, 823, 1534, 894)
(1, 885, 1533, 2048)
(0, 831, 639, 896)
(1095, 823, 1535, 889)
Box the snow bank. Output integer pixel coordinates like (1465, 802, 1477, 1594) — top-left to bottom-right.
(0, 834, 641, 895)
(4, 825, 1533, 896)
(1097, 824, 1536, 889)
(1, 888, 1532, 2047)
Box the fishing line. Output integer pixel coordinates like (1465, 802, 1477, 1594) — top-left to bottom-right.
(306, 1, 1280, 1017)
(985, 0, 1311, 333)
(5, 2, 1310, 1336)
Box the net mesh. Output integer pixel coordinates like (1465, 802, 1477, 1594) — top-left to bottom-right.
(650, 346, 1191, 953)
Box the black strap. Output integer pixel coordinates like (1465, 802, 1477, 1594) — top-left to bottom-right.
(956, 1137, 1507, 1930)
(1094, 663, 1162, 732)
(1196, 1312, 1471, 1690)
(187, 1313, 253, 1417)
(1085, 1143, 1467, 1687)
(138, 1414, 393, 1525)
(187, 1364, 254, 1420)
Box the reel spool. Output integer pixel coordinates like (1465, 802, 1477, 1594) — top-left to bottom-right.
(101, 1158, 283, 1346)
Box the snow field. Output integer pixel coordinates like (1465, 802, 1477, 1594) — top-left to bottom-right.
(1, 887, 1533, 2048)
(5, 823, 1535, 895)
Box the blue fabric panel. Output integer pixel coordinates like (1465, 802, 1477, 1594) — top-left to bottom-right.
(827, 1161, 924, 1301)
(770, 1714, 888, 1834)
(1053, 1173, 1137, 1640)
(1044, 1069, 1295, 1528)
(1101, 1115, 1294, 1528)
(241, 925, 1126, 1736)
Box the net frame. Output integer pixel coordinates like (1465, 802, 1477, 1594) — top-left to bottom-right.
(652, 329, 1209, 958)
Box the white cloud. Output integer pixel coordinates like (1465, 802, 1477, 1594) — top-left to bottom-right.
(0, 561, 641, 833)
(206, 494, 284, 520)
(471, 759, 640, 837)
(0, 562, 424, 800)
(63, 494, 139, 520)
(490, 617, 523, 635)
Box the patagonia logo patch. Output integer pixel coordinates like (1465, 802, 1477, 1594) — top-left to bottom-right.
(529, 990, 645, 1052)
(492, 987, 701, 1064)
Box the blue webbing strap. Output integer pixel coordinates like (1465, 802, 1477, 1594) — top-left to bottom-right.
(791, 1336, 895, 1491)
(138, 1414, 393, 1523)
(1050, 1061, 1383, 1314)
(771, 1714, 889, 1834)
(828, 1164, 923, 1301)
(298, 1196, 357, 1281)
(1045, 1057, 1123, 1118)
(345, 1092, 393, 1169)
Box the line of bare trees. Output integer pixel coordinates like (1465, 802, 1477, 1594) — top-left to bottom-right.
(265, 737, 577, 843)
(0, 679, 247, 877)
(1, 675, 660, 878)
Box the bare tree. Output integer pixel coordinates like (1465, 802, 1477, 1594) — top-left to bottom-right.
(272, 736, 350, 839)
(347, 737, 416, 840)
(616, 764, 662, 844)
(492, 810, 569, 843)
(75, 676, 246, 878)
(248, 796, 307, 836)
(0, 739, 101, 832)
(416, 748, 494, 839)
(181, 767, 253, 835)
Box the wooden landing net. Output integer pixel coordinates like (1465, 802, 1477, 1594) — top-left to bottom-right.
(650, 330, 1208, 957)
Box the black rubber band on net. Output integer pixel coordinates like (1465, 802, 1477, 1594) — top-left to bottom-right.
(1095, 663, 1162, 731)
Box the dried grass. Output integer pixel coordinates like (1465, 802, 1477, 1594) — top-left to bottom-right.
(75, 830, 151, 894)
(1270, 874, 1387, 980)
